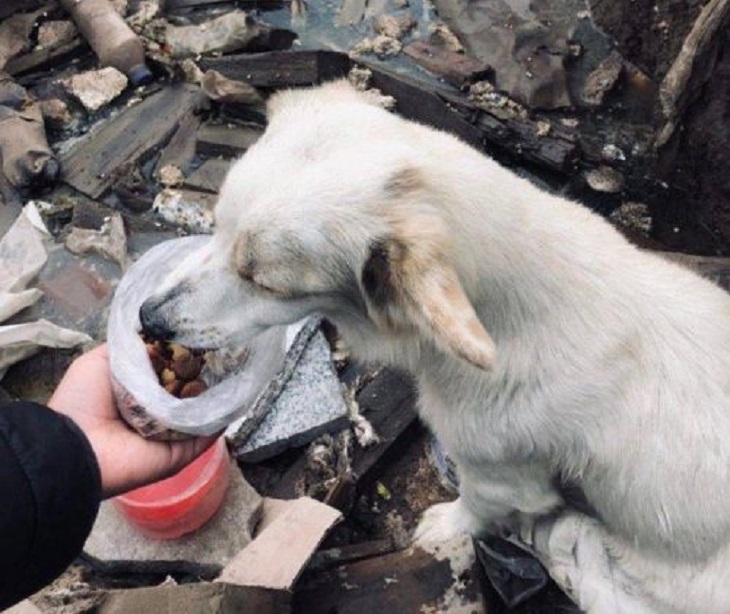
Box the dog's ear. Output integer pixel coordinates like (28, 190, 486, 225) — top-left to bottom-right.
(360, 217, 496, 371)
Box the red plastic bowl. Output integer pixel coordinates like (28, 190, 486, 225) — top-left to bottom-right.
(113, 437, 231, 540)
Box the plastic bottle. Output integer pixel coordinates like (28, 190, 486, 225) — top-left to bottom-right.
(59, 0, 153, 85)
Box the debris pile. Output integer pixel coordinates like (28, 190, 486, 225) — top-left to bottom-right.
(2, 0, 730, 612)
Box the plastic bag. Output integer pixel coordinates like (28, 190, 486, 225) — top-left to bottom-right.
(107, 235, 287, 440)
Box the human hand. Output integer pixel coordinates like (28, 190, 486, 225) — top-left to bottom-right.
(49, 344, 217, 498)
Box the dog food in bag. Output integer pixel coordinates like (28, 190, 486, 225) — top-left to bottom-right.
(107, 236, 286, 440)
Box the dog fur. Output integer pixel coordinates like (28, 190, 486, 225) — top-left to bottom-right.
(140, 81, 730, 612)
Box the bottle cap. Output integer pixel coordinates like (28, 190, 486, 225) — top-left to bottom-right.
(128, 63, 154, 86)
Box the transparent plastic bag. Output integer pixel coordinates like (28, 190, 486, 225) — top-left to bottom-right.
(107, 236, 287, 440)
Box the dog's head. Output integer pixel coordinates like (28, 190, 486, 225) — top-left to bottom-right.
(140, 81, 495, 370)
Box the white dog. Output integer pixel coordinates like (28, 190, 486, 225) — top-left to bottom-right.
(140, 81, 730, 612)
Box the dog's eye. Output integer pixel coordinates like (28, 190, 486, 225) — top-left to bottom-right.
(251, 277, 286, 297)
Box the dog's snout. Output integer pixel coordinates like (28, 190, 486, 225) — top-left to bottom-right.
(139, 298, 174, 341)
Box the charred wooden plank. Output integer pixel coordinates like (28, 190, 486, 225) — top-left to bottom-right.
(184, 158, 231, 193)
(60, 85, 207, 198)
(199, 50, 351, 89)
(366, 63, 579, 173)
(154, 112, 202, 178)
(365, 65, 485, 150)
(306, 538, 398, 572)
(6, 38, 87, 78)
(295, 544, 483, 613)
(195, 124, 262, 157)
(404, 41, 493, 87)
(0, 0, 43, 20)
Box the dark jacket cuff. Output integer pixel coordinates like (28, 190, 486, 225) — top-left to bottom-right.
(0, 401, 102, 609)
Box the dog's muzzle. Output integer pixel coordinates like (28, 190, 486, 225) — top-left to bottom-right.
(139, 297, 175, 341)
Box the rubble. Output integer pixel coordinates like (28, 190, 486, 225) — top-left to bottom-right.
(38, 98, 73, 130)
(152, 189, 215, 234)
(37, 20, 78, 49)
(64, 211, 129, 270)
(610, 202, 652, 235)
(164, 11, 267, 59)
(230, 318, 350, 463)
(372, 14, 416, 40)
(156, 164, 185, 187)
(83, 468, 264, 574)
(0, 8, 44, 69)
(428, 22, 464, 53)
(97, 582, 289, 614)
(2, 0, 730, 610)
(582, 51, 624, 107)
(351, 35, 403, 59)
(61, 67, 129, 112)
(201, 70, 263, 106)
(584, 165, 625, 194)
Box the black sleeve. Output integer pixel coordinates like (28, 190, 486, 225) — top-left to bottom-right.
(0, 401, 102, 610)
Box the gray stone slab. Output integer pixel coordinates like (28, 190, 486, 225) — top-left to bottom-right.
(231, 318, 349, 463)
(83, 467, 263, 577)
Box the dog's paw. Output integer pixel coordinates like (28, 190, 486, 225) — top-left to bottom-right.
(413, 500, 475, 546)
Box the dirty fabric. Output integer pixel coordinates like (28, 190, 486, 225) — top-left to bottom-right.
(433, 0, 587, 108)
(0, 204, 91, 379)
(0, 76, 58, 188)
(517, 512, 662, 611)
(164, 11, 265, 59)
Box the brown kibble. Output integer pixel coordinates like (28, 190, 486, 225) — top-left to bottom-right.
(141, 334, 208, 399)
(170, 343, 191, 362)
(146, 343, 167, 375)
(163, 380, 182, 396)
(179, 379, 208, 398)
(172, 353, 203, 381)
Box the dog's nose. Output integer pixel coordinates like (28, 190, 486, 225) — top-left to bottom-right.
(139, 299, 174, 341)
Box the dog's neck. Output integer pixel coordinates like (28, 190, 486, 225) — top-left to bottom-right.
(334, 151, 644, 389)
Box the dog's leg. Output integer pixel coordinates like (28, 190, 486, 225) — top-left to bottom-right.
(415, 461, 562, 544)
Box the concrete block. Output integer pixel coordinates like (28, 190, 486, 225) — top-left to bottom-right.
(83, 468, 263, 577)
(230, 318, 349, 463)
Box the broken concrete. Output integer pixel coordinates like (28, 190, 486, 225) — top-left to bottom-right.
(201, 70, 263, 106)
(65, 211, 129, 270)
(83, 468, 264, 576)
(97, 582, 290, 614)
(230, 319, 350, 463)
(38, 98, 73, 130)
(372, 14, 416, 40)
(62, 67, 128, 112)
(584, 165, 625, 194)
(37, 20, 78, 49)
(152, 188, 216, 234)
